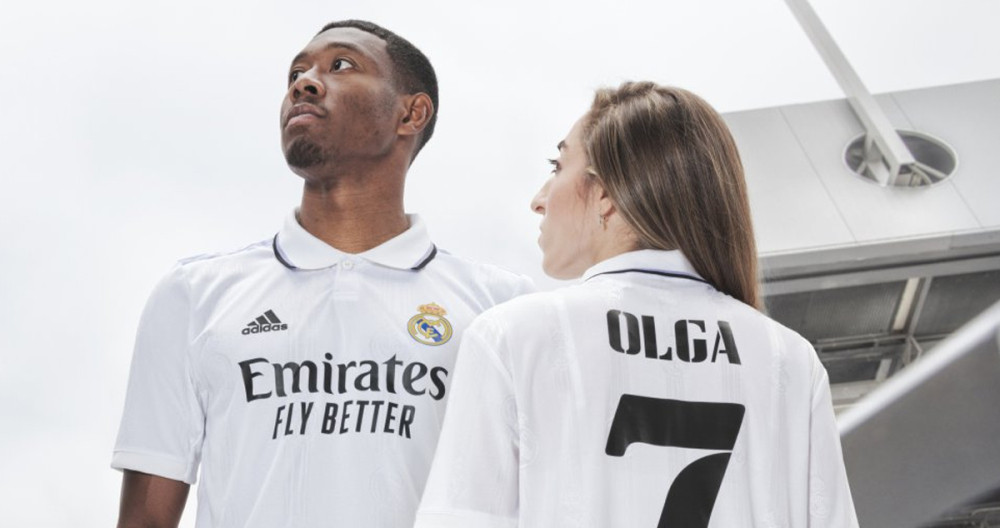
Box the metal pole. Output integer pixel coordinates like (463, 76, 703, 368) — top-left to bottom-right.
(784, 0, 917, 186)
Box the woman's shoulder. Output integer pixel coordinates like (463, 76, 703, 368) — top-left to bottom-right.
(697, 289, 821, 366)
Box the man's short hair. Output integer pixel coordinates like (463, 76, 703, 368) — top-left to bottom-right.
(318, 20, 439, 157)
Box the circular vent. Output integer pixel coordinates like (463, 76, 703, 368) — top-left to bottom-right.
(844, 130, 958, 187)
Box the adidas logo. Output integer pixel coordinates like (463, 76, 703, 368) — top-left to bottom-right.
(242, 310, 288, 335)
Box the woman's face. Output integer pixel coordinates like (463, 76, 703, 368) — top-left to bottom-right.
(530, 115, 601, 279)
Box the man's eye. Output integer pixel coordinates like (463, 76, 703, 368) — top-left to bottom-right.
(547, 158, 560, 174)
(288, 71, 302, 84)
(332, 59, 355, 71)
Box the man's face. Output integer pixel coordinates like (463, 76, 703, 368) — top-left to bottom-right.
(280, 27, 401, 173)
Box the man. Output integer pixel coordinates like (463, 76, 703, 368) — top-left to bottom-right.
(112, 20, 533, 528)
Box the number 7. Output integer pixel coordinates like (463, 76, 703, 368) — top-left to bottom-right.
(606, 395, 745, 528)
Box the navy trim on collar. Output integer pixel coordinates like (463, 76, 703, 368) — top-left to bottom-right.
(273, 235, 297, 270)
(272, 210, 436, 271)
(586, 268, 716, 289)
(410, 245, 437, 271)
(274, 234, 437, 272)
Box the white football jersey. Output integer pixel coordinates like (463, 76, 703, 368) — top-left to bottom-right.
(416, 249, 858, 528)
(112, 210, 533, 528)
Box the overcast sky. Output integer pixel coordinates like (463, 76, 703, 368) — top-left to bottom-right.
(1, 0, 998, 525)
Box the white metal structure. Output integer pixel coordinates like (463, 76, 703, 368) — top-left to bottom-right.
(838, 301, 1000, 527)
(784, 0, 955, 187)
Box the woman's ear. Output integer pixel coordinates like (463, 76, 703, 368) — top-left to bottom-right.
(592, 179, 616, 220)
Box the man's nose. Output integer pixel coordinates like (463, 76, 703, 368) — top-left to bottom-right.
(292, 70, 324, 100)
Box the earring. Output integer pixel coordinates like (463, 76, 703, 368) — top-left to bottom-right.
(598, 214, 606, 228)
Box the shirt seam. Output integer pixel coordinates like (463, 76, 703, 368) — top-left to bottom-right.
(173, 264, 204, 474)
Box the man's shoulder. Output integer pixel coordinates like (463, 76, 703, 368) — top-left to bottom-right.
(156, 238, 275, 294)
(429, 249, 536, 305)
(479, 287, 562, 321)
(174, 238, 274, 273)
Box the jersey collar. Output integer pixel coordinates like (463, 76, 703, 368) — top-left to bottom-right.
(581, 249, 710, 286)
(273, 209, 437, 271)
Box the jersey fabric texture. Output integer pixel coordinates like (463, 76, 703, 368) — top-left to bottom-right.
(112, 211, 534, 528)
(416, 249, 859, 528)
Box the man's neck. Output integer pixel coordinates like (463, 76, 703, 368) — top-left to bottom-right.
(297, 168, 409, 254)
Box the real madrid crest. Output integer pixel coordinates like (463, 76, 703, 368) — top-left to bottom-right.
(408, 303, 454, 346)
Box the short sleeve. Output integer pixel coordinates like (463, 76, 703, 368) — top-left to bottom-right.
(415, 315, 519, 528)
(489, 271, 536, 308)
(509, 275, 536, 301)
(111, 265, 205, 484)
(808, 362, 860, 527)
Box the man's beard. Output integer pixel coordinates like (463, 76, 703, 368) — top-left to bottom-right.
(285, 138, 325, 169)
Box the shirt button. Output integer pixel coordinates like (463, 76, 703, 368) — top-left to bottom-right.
(342, 260, 355, 270)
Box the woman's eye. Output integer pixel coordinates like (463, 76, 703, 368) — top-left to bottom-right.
(332, 59, 355, 71)
(547, 158, 560, 174)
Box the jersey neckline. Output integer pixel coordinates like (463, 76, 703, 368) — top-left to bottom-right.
(272, 209, 437, 271)
(581, 249, 710, 287)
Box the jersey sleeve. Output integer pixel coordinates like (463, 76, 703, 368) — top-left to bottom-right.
(111, 264, 205, 484)
(508, 274, 536, 301)
(415, 314, 519, 528)
(485, 267, 536, 308)
(808, 359, 860, 527)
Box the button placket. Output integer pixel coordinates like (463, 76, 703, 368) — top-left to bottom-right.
(329, 258, 361, 300)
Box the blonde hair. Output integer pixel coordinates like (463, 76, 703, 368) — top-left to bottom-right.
(584, 82, 761, 309)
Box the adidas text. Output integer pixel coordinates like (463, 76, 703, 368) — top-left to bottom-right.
(243, 323, 289, 335)
(243, 310, 289, 335)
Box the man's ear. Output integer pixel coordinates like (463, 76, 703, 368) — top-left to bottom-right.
(398, 93, 434, 137)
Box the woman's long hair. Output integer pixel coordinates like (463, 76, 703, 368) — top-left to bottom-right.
(584, 82, 761, 310)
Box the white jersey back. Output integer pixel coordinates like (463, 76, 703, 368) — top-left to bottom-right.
(416, 249, 858, 528)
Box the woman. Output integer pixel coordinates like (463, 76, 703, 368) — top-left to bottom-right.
(415, 82, 858, 528)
